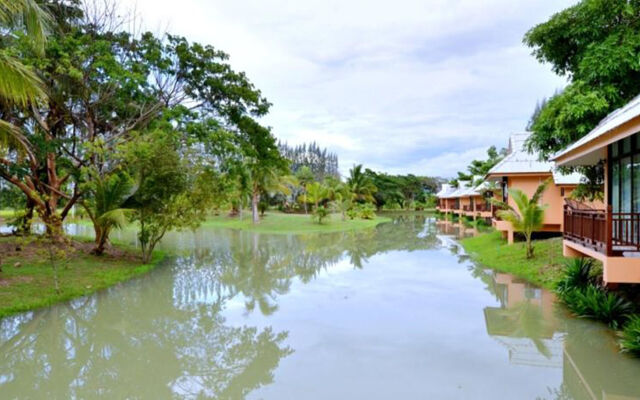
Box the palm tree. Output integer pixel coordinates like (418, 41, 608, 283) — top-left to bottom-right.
(249, 164, 294, 224)
(347, 164, 377, 203)
(0, 0, 49, 154)
(304, 181, 329, 209)
(0, 0, 49, 103)
(83, 172, 135, 255)
(295, 166, 314, 214)
(494, 179, 550, 259)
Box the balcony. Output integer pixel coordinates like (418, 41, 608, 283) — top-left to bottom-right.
(564, 204, 640, 256)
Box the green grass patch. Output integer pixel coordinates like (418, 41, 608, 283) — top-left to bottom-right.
(460, 231, 566, 290)
(0, 237, 165, 318)
(202, 211, 391, 234)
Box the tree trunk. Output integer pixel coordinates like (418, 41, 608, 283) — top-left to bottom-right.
(91, 226, 107, 256)
(17, 200, 35, 236)
(41, 212, 64, 243)
(252, 187, 260, 224)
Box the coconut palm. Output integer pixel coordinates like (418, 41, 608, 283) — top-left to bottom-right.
(83, 172, 135, 255)
(347, 164, 377, 203)
(494, 179, 550, 259)
(0, 0, 50, 148)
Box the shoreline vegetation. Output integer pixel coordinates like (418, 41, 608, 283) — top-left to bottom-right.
(0, 236, 165, 319)
(202, 212, 392, 234)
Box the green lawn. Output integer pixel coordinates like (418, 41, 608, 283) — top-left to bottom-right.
(460, 231, 567, 290)
(0, 237, 165, 318)
(202, 212, 391, 234)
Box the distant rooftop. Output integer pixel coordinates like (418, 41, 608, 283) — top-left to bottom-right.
(488, 132, 582, 185)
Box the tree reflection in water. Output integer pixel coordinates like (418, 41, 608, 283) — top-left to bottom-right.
(0, 213, 441, 398)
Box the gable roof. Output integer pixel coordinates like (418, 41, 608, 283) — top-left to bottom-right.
(487, 132, 582, 185)
(436, 183, 456, 198)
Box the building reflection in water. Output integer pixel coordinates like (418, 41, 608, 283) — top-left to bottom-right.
(478, 269, 640, 400)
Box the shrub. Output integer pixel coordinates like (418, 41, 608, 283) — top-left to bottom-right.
(346, 208, 358, 220)
(621, 315, 640, 355)
(560, 284, 634, 330)
(556, 258, 596, 293)
(358, 203, 376, 220)
(312, 206, 330, 224)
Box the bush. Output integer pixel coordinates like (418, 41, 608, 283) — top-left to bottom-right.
(556, 258, 596, 293)
(621, 315, 640, 355)
(358, 203, 376, 220)
(312, 206, 330, 224)
(560, 284, 634, 330)
(346, 208, 358, 220)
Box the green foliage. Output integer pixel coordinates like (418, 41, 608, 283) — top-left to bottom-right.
(560, 284, 634, 330)
(451, 146, 506, 188)
(621, 315, 640, 355)
(364, 169, 438, 209)
(81, 169, 134, 255)
(524, 0, 640, 158)
(347, 165, 377, 204)
(556, 257, 598, 293)
(346, 208, 358, 220)
(495, 180, 549, 258)
(312, 206, 330, 224)
(357, 203, 376, 220)
(123, 130, 216, 262)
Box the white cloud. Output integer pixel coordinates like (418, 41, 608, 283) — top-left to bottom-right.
(131, 0, 576, 178)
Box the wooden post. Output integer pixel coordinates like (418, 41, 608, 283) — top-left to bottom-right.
(606, 205, 613, 257)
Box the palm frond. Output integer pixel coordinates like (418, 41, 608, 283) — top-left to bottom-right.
(97, 208, 131, 230)
(0, 0, 51, 53)
(0, 51, 45, 106)
(531, 178, 551, 204)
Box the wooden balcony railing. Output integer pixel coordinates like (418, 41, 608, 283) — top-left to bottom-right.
(463, 205, 471, 212)
(564, 204, 640, 256)
(475, 203, 491, 212)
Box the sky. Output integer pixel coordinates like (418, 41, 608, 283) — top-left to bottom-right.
(131, 0, 576, 178)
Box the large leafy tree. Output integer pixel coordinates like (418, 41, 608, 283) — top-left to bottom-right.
(524, 0, 640, 158)
(0, 2, 271, 240)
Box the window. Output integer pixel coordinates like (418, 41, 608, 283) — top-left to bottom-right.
(609, 132, 640, 213)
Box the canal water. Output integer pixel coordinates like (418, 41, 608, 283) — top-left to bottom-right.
(1, 214, 640, 399)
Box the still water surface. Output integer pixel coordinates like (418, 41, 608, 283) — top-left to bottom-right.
(1, 215, 640, 399)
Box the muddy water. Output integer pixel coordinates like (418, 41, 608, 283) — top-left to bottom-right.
(1, 215, 639, 399)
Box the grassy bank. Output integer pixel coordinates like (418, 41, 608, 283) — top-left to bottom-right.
(202, 212, 391, 234)
(0, 237, 164, 318)
(460, 231, 566, 290)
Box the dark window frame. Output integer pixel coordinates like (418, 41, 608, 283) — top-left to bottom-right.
(608, 133, 640, 211)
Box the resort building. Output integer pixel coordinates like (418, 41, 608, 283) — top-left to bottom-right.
(553, 95, 640, 284)
(435, 184, 456, 213)
(486, 133, 584, 244)
(437, 179, 497, 221)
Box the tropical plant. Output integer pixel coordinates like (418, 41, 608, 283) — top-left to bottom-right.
(347, 164, 377, 203)
(82, 171, 134, 255)
(494, 179, 550, 258)
(556, 258, 597, 293)
(0, 0, 49, 107)
(304, 181, 329, 209)
(312, 205, 330, 224)
(295, 165, 314, 214)
(358, 203, 376, 220)
(560, 284, 634, 330)
(621, 315, 640, 355)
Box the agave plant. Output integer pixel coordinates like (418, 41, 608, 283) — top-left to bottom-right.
(493, 179, 550, 258)
(561, 284, 634, 330)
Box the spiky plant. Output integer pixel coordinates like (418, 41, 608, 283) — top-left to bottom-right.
(494, 179, 550, 258)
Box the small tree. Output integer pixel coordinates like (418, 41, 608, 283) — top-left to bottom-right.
(124, 130, 215, 263)
(495, 179, 549, 259)
(82, 169, 134, 255)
